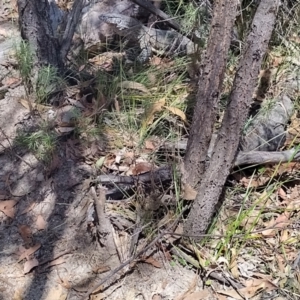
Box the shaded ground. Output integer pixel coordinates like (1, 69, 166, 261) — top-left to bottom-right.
(0, 18, 214, 300)
(1, 2, 300, 299)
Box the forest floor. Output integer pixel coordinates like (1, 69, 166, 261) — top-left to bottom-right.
(0, 17, 214, 300)
(1, 2, 300, 300)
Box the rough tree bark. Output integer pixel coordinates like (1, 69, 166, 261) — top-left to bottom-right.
(17, 0, 86, 69)
(183, 0, 238, 188)
(17, 0, 63, 68)
(183, 0, 280, 241)
(59, 0, 86, 63)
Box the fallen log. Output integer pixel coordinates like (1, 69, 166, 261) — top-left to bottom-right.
(162, 140, 300, 166)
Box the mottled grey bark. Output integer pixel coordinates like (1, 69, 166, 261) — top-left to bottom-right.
(183, 0, 280, 240)
(183, 0, 238, 188)
(17, 0, 63, 68)
(17, 0, 85, 69)
(59, 0, 86, 63)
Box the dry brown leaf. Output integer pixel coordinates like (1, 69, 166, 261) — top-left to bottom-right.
(36, 215, 47, 230)
(163, 106, 187, 122)
(218, 278, 276, 300)
(92, 265, 111, 274)
(19, 98, 50, 113)
(18, 243, 41, 262)
(91, 293, 105, 300)
(183, 290, 210, 300)
(150, 56, 163, 66)
(166, 223, 183, 244)
(277, 162, 300, 175)
(142, 97, 166, 126)
(239, 209, 262, 229)
(262, 214, 290, 236)
(131, 162, 153, 175)
(288, 114, 300, 138)
(0, 199, 17, 218)
(240, 175, 269, 187)
(276, 254, 286, 274)
(44, 286, 67, 300)
(57, 277, 72, 289)
(240, 278, 277, 298)
(78, 64, 85, 72)
(182, 183, 197, 200)
(278, 187, 287, 200)
(47, 257, 66, 268)
(144, 139, 156, 151)
(289, 186, 300, 201)
(280, 229, 289, 243)
(24, 258, 39, 274)
(272, 56, 284, 67)
(18, 225, 32, 244)
(89, 52, 124, 71)
(2, 76, 20, 86)
(287, 197, 300, 211)
(150, 56, 174, 69)
(143, 257, 162, 268)
(124, 151, 134, 159)
(230, 248, 239, 279)
(216, 289, 243, 300)
(118, 81, 150, 94)
(114, 97, 120, 113)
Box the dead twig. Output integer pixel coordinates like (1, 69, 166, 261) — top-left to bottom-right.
(162, 140, 300, 166)
(90, 186, 117, 255)
(83, 206, 188, 300)
(38, 247, 77, 267)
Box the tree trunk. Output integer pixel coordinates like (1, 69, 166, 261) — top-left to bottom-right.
(17, 0, 63, 68)
(59, 0, 86, 63)
(183, 0, 280, 241)
(183, 0, 238, 188)
(17, 0, 86, 69)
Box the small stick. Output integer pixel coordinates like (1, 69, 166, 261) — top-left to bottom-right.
(38, 247, 77, 266)
(83, 207, 188, 299)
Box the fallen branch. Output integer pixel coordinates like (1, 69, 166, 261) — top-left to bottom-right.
(162, 140, 300, 166)
(90, 186, 117, 254)
(234, 148, 300, 166)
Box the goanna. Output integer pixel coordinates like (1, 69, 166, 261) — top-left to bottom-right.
(98, 13, 197, 63)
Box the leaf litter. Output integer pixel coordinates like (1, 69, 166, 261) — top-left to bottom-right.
(1, 3, 300, 300)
